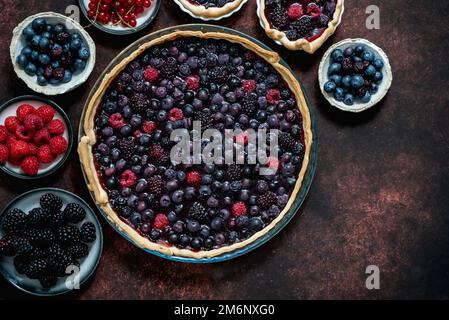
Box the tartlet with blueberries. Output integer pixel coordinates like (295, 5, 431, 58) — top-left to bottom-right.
(78, 30, 312, 259)
(258, 0, 344, 53)
(175, 0, 248, 20)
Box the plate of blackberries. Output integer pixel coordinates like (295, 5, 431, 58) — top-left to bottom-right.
(0, 188, 102, 296)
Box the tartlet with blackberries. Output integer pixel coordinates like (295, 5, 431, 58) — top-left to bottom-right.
(176, 0, 248, 19)
(258, 0, 344, 53)
(78, 30, 312, 259)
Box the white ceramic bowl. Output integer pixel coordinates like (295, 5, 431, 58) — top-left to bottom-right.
(318, 38, 393, 113)
(10, 12, 96, 96)
(173, 0, 249, 21)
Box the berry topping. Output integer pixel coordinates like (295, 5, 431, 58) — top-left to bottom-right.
(288, 3, 303, 20)
(119, 169, 137, 187)
(186, 171, 202, 186)
(231, 202, 247, 217)
(108, 113, 125, 129)
(186, 75, 200, 91)
(242, 79, 256, 92)
(266, 88, 281, 104)
(168, 108, 184, 122)
(142, 120, 157, 134)
(143, 67, 160, 82)
(153, 213, 169, 230)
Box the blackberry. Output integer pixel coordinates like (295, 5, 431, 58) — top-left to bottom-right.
(50, 210, 65, 227)
(342, 57, 354, 73)
(40, 193, 63, 213)
(293, 16, 314, 38)
(25, 259, 48, 279)
(24, 228, 54, 247)
(66, 242, 89, 259)
(269, 6, 288, 29)
(29, 247, 48, 260)
(28, 208, 49, 227)
(285, 29, 299, 41)
(161, 57, 178, 79)
(47, 244, 72, 276)
(208, 66, 228, 84)
(80, 222, 97, 243)
(118, 137, 136, 160)
(292, 142, 305, 156)
(55, 225, 80, 245)
(241, 93, 258, 117)
(188, 202, 208, 222)
(1, 208, 28, 234)
(0, 236, 15, 256)
(279, 132, 296, 151)
(148, 175, 165, 196)
(257, 191, 278, 209)
(63, 203, 86, 223)
(148, 144, 169, 165)
(39, 276, 57, 289)
(227, 164, 242, 181)
(194, 109, 213, 131)
(11, 236, 33, 255)
(14, 255, 30, 274)
(131, 93, 150, 114)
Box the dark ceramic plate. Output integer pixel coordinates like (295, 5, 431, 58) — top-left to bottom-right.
(0, 95, 74, 180)
(78, 24, 317, 263)
(79, 0, 161, 35)
(0, 188, 103, 296)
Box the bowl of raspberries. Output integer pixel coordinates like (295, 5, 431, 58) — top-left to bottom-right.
(0, 96, 73, 179)
(10, 12, 96, 95)
(0, 189, 103, 296)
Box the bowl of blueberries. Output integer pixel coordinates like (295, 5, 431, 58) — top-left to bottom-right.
(318, 38, 392, 113)
(10, 12, 96, 96)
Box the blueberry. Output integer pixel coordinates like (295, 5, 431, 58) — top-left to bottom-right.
(352, 56, 362, 63)
(78, 47, 90, 60)
(16, 54, 28, 68)
(365, 65, 376, 77)
(120, 124, 132, 136)
(343, 94, 354, 106)
(31, 35, 41, 47)
(24, 62, 37, 76)
(187, 220, 201, 233)
(351, 75, 365, 88)
(331, 49, 344, 63)
(31, 18, 47, 32)
(249, 217, 264, 231)
(22, 25, 35, 40)
(324, 81, 336, 93)
(62, 70, 72, 83)
(354, 45, 365, 55)
(370, 83, 379, 94)
(373, 59, 384, 70)
(343, 47, 354, 57)
(54, 23, 66, 33)
(41, 31, 52, 39)
(373, 71, 383, 82)
(30, 51, 39, 62)
(328, 63, 342, 75)
(334, 87, 345, 101)
(38, 54, 50, 65)
(361, 91, 371, 103)
(71, 32, 82, 41)
(329, 74, 342, 85)
(211, 217, 223, 231)
(362, 51, 374, 62)
(21, 46, 33, 58)
(74, 58, 86, 72)
(342, 75, 352, 88)
(70, 39, 82, 51)
(37, 75, 48, 86)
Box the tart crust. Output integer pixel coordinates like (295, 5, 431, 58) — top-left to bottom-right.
(258, 0, 345, 53)
(177, 0, 247, 19)
(78, 29, 313, 260)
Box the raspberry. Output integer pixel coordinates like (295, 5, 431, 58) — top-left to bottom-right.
(49, 136, 68, 155)
(242, 80, 256, 92)
(36, 105, 55, 124)
(37, 145, 54, 164)
(148, 144, 168, 165)
(16, 104, 36, 121)
(14, 125, 33, 142)
(5, 116, 20, 133)
(266, 89, 281, 105)
(23, 114, 44, 132)
(108, 113, 125, 129)
(21, 156, 39, 175)
(168, 108, 183, 122)
(33, 128, 51, 146)
(119, 169, 137, 187)
(143, 67, 160, 82)
(0, 125, 8, 142)
(288, 3, 304, 20)
(186, 171, 201, 186)
(9, 157, 21, 166)
(153, 213, 169, 230)
(10, 140, 29, 159)
(142, 120, 156, 134)
(0, 144, 8, 163)
(231, 202, 247, 217)
(306, 3, 321, 18)
(47, 119, 65, 135)
(186, 75, 200, 91)
(28, 143, 37, 156)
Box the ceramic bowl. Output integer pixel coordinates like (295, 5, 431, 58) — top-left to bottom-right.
(0, 188, 103, 296)
(10, 12, 96, 96)
(79, 0, 161, 35)
(318, 38, 393, 113)
(0, 95, 73, 180)
(173, 0, 249, 21)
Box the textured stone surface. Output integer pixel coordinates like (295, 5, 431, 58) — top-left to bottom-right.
(1, 0, 449, 299)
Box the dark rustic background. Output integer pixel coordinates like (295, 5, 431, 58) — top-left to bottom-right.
(0, 0, 448, 299)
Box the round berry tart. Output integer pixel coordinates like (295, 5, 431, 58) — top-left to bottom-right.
(257, 0, 344, 53)
(174, 0, 249, 20)
(79, 27, 313, 260)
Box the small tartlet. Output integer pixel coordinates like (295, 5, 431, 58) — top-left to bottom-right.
(175, 0, 248, 20)
(257, 0, 345, 53)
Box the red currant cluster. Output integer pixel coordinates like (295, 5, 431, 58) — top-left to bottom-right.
(87, 0, 152, 28)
